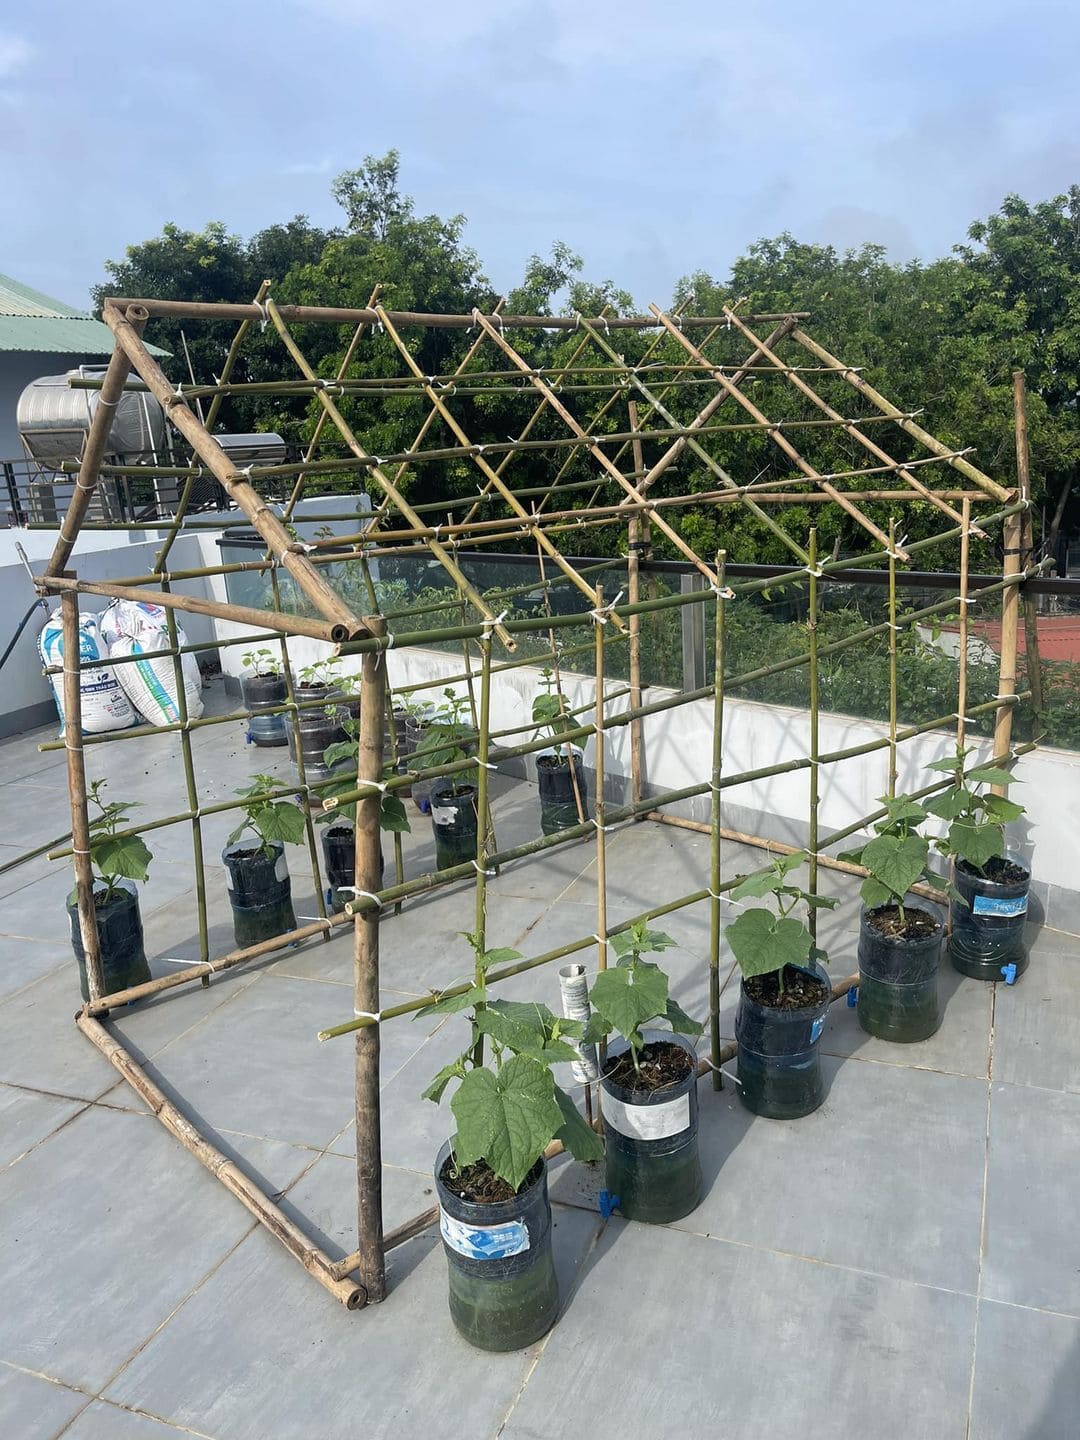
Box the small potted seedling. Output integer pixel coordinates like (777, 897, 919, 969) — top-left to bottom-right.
(924, 751, 1030, 981)
(532, 668, 589, 835)
(290, 657, 357, 785)
(222, 775, 306, 946)
(583, 922, 704, 1223)
(239, 648, 288, 748)
(317, 720, 411, 909)
(65, 779, 153, 1002)
(420, 933, 603, 1351)
(727, 852, 836, 1118)
(413, 689, 478, 869)
(842, 795, 951, 1042)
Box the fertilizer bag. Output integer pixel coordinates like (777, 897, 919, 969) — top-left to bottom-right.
(100, 600, 204, 725)
(37, 608, 135, 735)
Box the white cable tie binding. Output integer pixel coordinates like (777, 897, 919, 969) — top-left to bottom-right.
(958, 595, 979, 607)
(96, 395, 119, 409)
(593, 934, 608, 945)
(382, 633, 396, 650)
(712, 585, 736, 599)
(71, 846, 91, 855)
(589, 588, 625, 624)
(699, 1057, 742, 1086)
(887, 622, 904, 631)
(254, 298, 270, 330)
(160, 956, 217, 975)
(473, 758, 498, 770)
(591, 819, 618, 832)
(481, 608, 509, 638)
(359, 780, 388, 794)
(471, 860, 497, 877)
(338, 887, 383, 908)
(354, 1009, 382, 1023)
(805, 565, 824, 577)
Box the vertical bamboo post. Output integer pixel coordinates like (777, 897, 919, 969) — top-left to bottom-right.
(61, 588, 105, 1001)
(593, 586, 609, 977)
(627, 401, 646, 811)
(456, 575, 497, 859)
(708, 553, 727, 1090)
(162, 599, 209, 967)
(473, 634, 494, 993)
(993, 506, 1023, 780)
(354, 623, 387, 1304)
(358, 555, 405, 907)
(887, 518, 899, 798)
(957, 500, 971, 752)
(534, 533, 586, 825)
(1012, 369, 1045, 739)
(807, 530, 820, 940)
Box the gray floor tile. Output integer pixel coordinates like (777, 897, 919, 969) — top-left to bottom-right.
(0, 1106, 308, 1392)
(0, 935, 67, 1001)
(0, 968, 126, 1101)
(0, 1083, 85, 1170)
(970, 1299, 1080, 1440)
(824, 965, 993, 1078)
(993, 949, 1080, 1093)
(0, 1362, 88, 1439)
(106, 966, 264, 1065)
(62, 1401, 211, 1439)
(501, 1221, 975, 1440)
(105, 1152, 602, 1440)
(983, 1081, 1080, 1316)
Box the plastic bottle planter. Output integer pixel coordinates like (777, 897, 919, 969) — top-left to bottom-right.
(535, 746, 589, 836)
(857, 906, 943, 1043)
(67, 878, 152, 1003)
(735, 961, 831, 1119)
(949, 856, 1031, 982)
(435, 1141, 559, 1352)
(599, 1030, 702, 1224)
(240, 673, 288, 748)
(404, 714, 431, 811)
(221, 840, 297, 948)
(386, 708, 411, 799)
(288, 684, 356, 785)
(320, 824, 385, 911)
(430, 778, 479, 871)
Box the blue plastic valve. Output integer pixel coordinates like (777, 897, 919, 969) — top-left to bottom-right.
(847, 986, 859, 1007)
(598, 1190, 620, 1219)
(1001, 963, 1018, 986)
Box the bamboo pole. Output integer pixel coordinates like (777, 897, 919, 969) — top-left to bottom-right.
(102, 304, 370, 637)
(627, 402, 646, 810)
(887, 519, 899, 798)
(1012, 369, 1045, 738)
(593, 587, 609, 979)
(807, 530, 820, 938)
(957, 500, 971, 751)
(357, 555, 405, 906)
(471, 635, 494, 1067)
(62, 589, 104, 1001)
(75, 1012, 366, 1307)
(992, 509, 1023, 788)
(162, 600, 209, 964)
(791, 327, 1013, 503)
(534, 536, 587, 827)
(354, 625, 387, 1303)
(46, 317, 145, 578)
(708, 554, 728, 1090)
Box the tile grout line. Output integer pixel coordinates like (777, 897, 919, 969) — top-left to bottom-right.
(0, 1099, 93, 1176)
(965, 982, 997, 1439)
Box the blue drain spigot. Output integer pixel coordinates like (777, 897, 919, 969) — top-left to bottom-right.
(598, 1190, 620, 1218)
(1000, 963, 1018, 986)
(847, 986, 859, 1008)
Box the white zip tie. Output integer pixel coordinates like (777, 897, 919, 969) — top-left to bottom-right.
(354, 1009, 381, 1022)
(96, 395, 119, 409)
(71, 846, 91, 855)
(887, 623, 904, 631)
(481, 609, 509, 638)
(339, 887, 383, 908)
(593, 934, 608, 945)
(471, 861, 497, 876)
(254, 298, 270, 330)
(699, 1057, 742, 1086)
(473, 758, 498, 770)
(589, 588, 625, 624)
(712, 585, 735, 599)
(805, 566, 824, 577)
(958, 595, 979, 607)
(161, 956, 218, 975)
(592, 819, 618, 832)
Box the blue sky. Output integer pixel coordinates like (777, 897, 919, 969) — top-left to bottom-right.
(3, 0, 1080, 311)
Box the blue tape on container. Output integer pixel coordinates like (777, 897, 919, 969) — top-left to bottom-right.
(972, 894, 1028, 918)
(439, 1211, 529, 1261)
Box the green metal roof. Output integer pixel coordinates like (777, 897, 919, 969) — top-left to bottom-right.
(0, 272, 167, 355)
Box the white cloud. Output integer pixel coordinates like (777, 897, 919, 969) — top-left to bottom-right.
(0, 33, 32, 79)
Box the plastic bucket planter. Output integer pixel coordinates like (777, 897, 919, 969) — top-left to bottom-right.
(67, 878, 152, 1003)
(435, 1140, 559, 1352)
(404, 713, 432, 811)
(599, 1030, 702, 1224)
(735, 961, 831, 1119)
(536, 746, 589, 835)
(430, 778, 479, 871)
(221, 840, 297, 947)
(385, 707, 409, 795)
(289, 684, 356, 785)
(240, 673, 288, 748)
(949, 856, 1031, 982)
(320, 824, 385, 910)
(857, 905, 943, 1042)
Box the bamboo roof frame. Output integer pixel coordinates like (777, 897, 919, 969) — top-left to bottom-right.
(35, 290, 1041, 1315)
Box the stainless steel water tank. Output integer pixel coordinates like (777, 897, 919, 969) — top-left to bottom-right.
(17, 368, 167, 465)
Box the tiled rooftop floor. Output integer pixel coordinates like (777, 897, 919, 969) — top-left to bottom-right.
(1, 680, 1078, 1440)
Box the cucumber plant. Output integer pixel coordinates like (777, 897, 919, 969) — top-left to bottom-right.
(320, 718, 411, 836)
(923, 750, 1025, 873)
(580, 922, 702, 1076)
(841, 794, 959, 924)
(228, 774, 307, 857)
(83, 779, 153, 904)
(726, 851, 836, 994)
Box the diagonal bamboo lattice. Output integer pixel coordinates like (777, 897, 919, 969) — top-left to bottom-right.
(34, 292, 1045, 1311)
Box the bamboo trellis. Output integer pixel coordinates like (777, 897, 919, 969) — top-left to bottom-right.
(33, 293, 1045, 1312)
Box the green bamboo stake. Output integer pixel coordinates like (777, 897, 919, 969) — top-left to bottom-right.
(807, 529, 820, 939)
(708, 552, 727, 1090)
(888, 518, 899, 798)
(357, 554, 405, 911)
(162, 595, 209, 966)
(471, 634, 494, 1066)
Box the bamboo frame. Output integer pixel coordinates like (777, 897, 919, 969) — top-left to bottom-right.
(45, 293, 1039, 1318)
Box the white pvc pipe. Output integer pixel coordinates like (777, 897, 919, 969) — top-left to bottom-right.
(558, 962, 598, 1083)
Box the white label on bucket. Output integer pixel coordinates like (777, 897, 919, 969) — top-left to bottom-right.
(601, 1089, 690, 1141)
(439, 1210, 530, 1261)
(972, 893, 1027, 918)
(225, 867, 235, 891)
(431, 805, 456, 828)
(274, 853, 289, 883)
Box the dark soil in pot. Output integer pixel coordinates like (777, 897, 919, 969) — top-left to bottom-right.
(430, 778, 479, 871)
(857, 904, 943, 1043)
(241, 672, 288, 747)
(67, 878, 151, 1003)
(222, 840, 297, 948)
(599, 1032, 702, 1224)
(435, 1142, 558, 1352)
(735, 961, 831, 1119)
(536, 747, 589, 835)
(950, 856, 1031, 982)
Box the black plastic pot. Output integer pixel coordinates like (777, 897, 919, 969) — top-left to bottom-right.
(320, 824, 385, 910)
(67, 878, 152, 1003)
(735, 961, 831, 1119)
(435, 1141, 559, 1352)
(430, 778, 479, 871)
(240, 672, 288, 748)
(857, 905, 943, 1042)
(949, 856, 1031, 982)
(599, 1030, 702, 1224)
(288, 683, 357, 784)
(405, 714, 432, 811)
(536, 746, 589, 835)
(222, 840, 297, 947)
